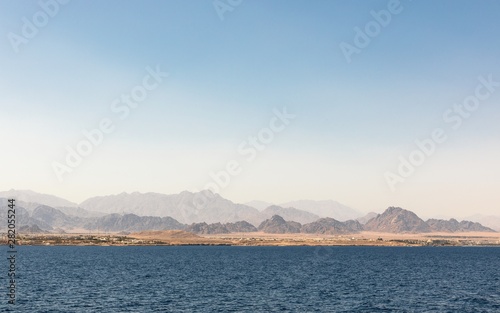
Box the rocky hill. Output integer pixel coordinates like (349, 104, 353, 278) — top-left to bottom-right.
(301, 218, 363, 234)
(261, 205, 320, 224)
(225, 221, 258, 233)
(364, 207, 431, 233)
(0, 189, 77, 208)
(31, 205, 81, 229)
(19, 224, 48, 234)
(0, 204, 52, 231)
(426, 218, 495, 232)
(465, 214, 500, 231)
(185, 221, 258, 234)
(258, 215, 301, 233)
(2, 190, 360, 227)
(185, 222, 229, 234)
(79, 190, 263, 225)
(344, 219, 365, 232)
(279, 199, 362, 221)
(357, 212, 378, 225)
(83, 214, 185, 232)
(245, 200, 273, 211)
(1, 192, 496, 235)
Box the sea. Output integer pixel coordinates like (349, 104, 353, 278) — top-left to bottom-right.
(2, 246, 499, 312)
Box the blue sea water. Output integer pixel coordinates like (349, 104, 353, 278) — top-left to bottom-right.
(1, 246, 499, 312)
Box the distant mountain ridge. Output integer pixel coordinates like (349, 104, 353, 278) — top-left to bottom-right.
(426, 218, 493, 232)
(258, 215, 302, 233)
(357, 212, 378, 225)
(79, 192, 339, 225)
(364, 207, 431, 233)
(0, 190, 77, 208)
(245, 199, 362, 222)
(302, 218, 363, 235)
(0, 191, 495, 234)
(2, 190, 361, 225)
(79, 191, 264, 225)
(279, 199, 362, 221)
(464, 214, 500, 231)
(364, 207, 495, 233)
(261, 205, 320, 224)
(185, 221, 257, 234)
(83, 214, 185, 233)
(245, 200, 273, 211)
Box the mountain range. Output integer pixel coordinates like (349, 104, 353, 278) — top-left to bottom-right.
(245, 199, 362, 221)
(8, 189, 359, 225)
(0, 190, 497, 234)
(463, 214, 500, 232)
(364, 207, 432, 233)
(363, 207, 494, 233)
(0, 189, 78, 208)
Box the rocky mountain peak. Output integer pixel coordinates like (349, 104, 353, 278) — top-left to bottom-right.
(364, 207, 431, 233)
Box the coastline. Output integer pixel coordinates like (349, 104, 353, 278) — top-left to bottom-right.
(3, 230, 500, 247)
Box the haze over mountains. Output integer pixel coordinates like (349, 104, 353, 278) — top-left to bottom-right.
(0, 190, 78, 208)
(0, 190, 497, 233)
(79, 191, 361, 225)
(80, 191, 264, 226)
(280, 200, 362, 221)
(245, 199, 362, 221)
(261, 205, 320, 224)
(255, 215, 364, 235)
(463, 214, 500, 233)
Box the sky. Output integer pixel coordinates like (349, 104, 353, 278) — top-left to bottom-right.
(1, 0, 499, 218)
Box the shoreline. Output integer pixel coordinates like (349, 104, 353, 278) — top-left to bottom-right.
(3, 230, 499, 247)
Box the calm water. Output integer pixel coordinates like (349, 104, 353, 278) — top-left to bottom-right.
(2, 246, 499, 312)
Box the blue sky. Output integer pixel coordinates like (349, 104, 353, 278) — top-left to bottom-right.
(1, 0, 499, 217)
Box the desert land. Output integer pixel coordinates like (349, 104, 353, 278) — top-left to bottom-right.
(5, 230, 500, 247)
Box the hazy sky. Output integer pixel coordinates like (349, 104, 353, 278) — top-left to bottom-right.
(1, 0, 499, 217)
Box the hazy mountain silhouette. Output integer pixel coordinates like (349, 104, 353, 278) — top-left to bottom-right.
(426, 218, 495, 232)
(261, 205, 320, 224)
(301, 218, 363, 234)
(185, 221, 257, 234)
(80, 191, 263, 225)
(465, 214, 500, 231)
(0, 189, 77, 208)
(0, 192, 495, 235)
(279, 199, 362, 221)
(357, 212, 378, 225)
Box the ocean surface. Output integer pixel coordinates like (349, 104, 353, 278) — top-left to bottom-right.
(2, 246, 499, 312)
